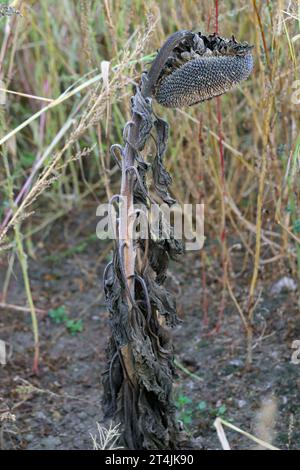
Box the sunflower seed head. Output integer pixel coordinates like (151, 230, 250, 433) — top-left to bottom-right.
(153, 32, 253, 108)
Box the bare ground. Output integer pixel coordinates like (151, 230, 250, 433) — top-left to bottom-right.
(1, 211, 300, 450)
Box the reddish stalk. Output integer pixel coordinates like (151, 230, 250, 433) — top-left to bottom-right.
(211, 0, 227, 334)
(252, 0, 270, 67)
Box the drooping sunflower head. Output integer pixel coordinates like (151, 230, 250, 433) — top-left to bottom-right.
(153, 32, 254, 108)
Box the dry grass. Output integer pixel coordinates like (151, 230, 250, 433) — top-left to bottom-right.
(90, 422, 123, 450)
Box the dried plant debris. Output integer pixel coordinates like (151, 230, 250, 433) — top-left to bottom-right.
(153, 32, 253, 107)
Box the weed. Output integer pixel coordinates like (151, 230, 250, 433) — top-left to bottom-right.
(175, 391, 230, 429)
(48, 306, 83, 335)
(65, 319, 83, 336)
(48, 306, 68, 324)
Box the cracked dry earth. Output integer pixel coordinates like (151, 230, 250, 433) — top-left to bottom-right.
(1, 211, 300, 449)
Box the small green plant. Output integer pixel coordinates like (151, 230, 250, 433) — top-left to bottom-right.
(175, 390, 230, 429)
(216, 404, 227, 417)
(197, 401, 207, 412)
(293, 219, 300, 234)
(20, 152, 36, 169)
(48, 306, 83, 335)
(65, 319, 83, 336)
(48, 306, 68, 324)
(175, 394, 193, 426)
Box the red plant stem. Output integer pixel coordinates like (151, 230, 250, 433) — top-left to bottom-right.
(202, 257, 209, 327)
(216, 97, 225, 184)
(214, 0, 227, 333)
(198, 121, 209, 327)
(202, 0, 225, 333)
(215, 0, 224, 184)
(215, 0, 219, 34)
